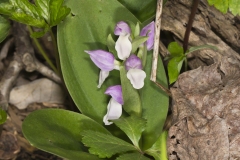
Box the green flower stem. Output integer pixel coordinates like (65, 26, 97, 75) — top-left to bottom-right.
(27, 26, 58, 73)
(160, 131, 168, 160)
(49, 29, 61, 76)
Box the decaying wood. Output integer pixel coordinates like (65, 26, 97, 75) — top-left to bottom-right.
(161, 0, 240, 159)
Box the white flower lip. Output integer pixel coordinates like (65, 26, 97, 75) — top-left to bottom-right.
(103, 98, 122, 125)
(127, 69, 146, 89)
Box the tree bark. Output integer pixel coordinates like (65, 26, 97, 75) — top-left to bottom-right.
(162, 0, 240, 159)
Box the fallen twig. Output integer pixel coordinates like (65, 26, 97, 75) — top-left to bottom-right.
(151, 0, 163, 82)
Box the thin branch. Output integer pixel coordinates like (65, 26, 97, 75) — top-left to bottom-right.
(154, 81, 172, 97)
(183, 0, 200, 53)
(151, 0, 163, 82)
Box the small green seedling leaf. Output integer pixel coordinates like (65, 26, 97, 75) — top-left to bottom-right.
(81, 130, 137, 158)
(207, 0, 240, 16)
(49, 0, 71, 27)
(186, 44, 218, 55)
(167, 42, 184, 57)
(116, 152, 150, 160)
(0, 0, 70, 38)
(145, 131, 168, 160)
(120, 66, 142, 116)
(8, 0, 46, 28)
(131, 36, 149, 53)
(207, 0, 228, 14)
(168, 56, 185, 84)
(229, 0, 240, 15)
(0, 108, 7, 125)
(0, 15, 10, 43)
(113, 115, 146, 148)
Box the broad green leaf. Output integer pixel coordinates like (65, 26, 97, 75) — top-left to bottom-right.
(81, 130, 137, 158)
(22, 109, 109, 160)
(113, 116, 146, 148)
(168, 56, 184, 84)
(141, 52, 169, 150)
(57, 0, 139, 122)
(145, 131, 168, 160)
(186, 44, 218, 55)
(120, 66, 142, 116)
(0, 108, 7, 124)
(167, 42, 184, 57)
(116, 152, 150, 160)
(118, 0, 157, 24)
(0, 15, 10, 43)
(131, 36, 149, 53)
(207, 0, 229, 14)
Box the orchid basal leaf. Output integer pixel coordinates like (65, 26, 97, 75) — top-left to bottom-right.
(57, 0, 139, 122)
(22, 109, 109, 160)
(141, 51, 169, 150)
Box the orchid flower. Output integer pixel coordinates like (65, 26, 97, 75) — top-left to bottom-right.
(85, 50, 120, 88)
(140, 21, 155, 50)
(125, 55, 146, 89)
(103, 85, 123, 125)
(114, 21, 132, 60)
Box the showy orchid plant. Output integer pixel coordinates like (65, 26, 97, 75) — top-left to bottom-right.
(21, 1, 169, 159)
(85, 21, 154, 125)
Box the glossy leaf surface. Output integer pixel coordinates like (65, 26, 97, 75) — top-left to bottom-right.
(22, 109, 109, 160)
(57, 0, 139, 122)
(141, 52, 169, 150)
(118, 0, 157, 23)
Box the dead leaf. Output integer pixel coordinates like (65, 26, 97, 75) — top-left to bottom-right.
(9, 78, 65, 109)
